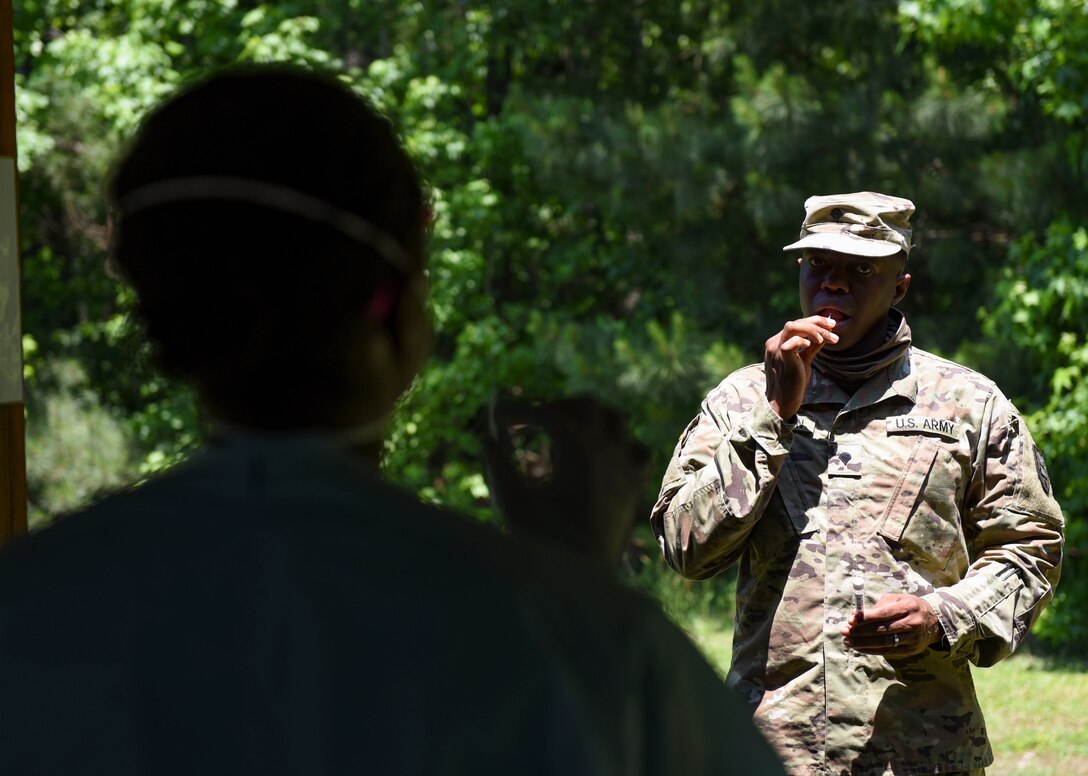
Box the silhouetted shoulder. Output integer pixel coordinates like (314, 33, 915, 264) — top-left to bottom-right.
(0, 436, 781, 775)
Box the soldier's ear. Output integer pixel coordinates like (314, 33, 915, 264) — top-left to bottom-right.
(892, 273, 911, 305)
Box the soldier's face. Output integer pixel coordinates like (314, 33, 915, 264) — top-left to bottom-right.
(798, 249, 911, 356)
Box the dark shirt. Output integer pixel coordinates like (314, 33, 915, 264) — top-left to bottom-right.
(0, 434, 782, 775)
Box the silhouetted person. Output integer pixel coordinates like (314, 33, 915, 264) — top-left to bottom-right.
(0, 66, 782, 775)
(480, 396, 652, 569)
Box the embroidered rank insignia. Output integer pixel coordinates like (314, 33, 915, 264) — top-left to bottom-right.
(828, 443, 864, 477)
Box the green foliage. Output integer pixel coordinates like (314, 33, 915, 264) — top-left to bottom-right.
(11, 0, 1088, 647)
(629, 544, 738, 628)
(25, 359, 132, 528)
(981, 220, 1088, 653)
(900, 0, 1088, 653)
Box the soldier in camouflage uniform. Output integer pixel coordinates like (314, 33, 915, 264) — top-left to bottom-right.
(651, 192, 1065, 776)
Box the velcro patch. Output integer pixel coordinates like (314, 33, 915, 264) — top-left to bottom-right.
(886, 415, 960, 440)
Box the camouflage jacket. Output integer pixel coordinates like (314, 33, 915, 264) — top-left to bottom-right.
(651, 346, 1064, 775)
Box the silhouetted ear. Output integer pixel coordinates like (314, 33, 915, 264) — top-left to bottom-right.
(336, 269, 431, 426)
(389, 273, 432, 395)
(892, 272, 912, 305)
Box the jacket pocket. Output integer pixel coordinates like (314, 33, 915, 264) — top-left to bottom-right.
(877, 439, 965, 571)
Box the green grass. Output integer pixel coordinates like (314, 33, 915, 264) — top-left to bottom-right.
(686, 616, 1088, 775)
(974, 651, 1088, 775)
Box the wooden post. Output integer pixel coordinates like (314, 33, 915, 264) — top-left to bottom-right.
(0, 0, 28, 545)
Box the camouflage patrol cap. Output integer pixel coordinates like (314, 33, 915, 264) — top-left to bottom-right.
(782, 191, 914, 258)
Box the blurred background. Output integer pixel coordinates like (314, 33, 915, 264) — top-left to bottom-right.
(11, 1, 1088, 663)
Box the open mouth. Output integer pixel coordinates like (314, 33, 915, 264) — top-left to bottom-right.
(819, 307, 851, 323)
